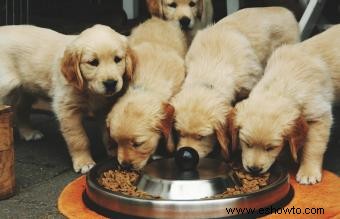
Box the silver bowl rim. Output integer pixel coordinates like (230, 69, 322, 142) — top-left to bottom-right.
(86, 159, 289, 202)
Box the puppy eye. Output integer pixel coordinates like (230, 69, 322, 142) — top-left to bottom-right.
(245, 143, 252, 148)
(196, 135, 203, 140)
(189, 1, 196, 7)
(168, 2, 177, 8)
(132, 142, 143, 148)
(114, 56, 122, 63)
(265, 147, 275, 152)
(88, 59, 99, 66)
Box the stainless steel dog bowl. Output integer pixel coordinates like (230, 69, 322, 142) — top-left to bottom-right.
(137, 157, 241, 200)
(85, 148, 291, 218)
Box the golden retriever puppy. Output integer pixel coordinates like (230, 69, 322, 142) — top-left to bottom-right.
(171, 7, 299, 159)
(232, 25, 340, 184)
(146, 0, 213, 41)
(0, 25, 134, 173)
(106, 17, 187, 170)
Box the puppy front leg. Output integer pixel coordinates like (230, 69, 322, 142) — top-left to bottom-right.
(57, 109, 95, 173)
(296, 113, 332, 184)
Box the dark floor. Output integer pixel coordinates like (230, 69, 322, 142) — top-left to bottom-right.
(0, 112, 108, 218)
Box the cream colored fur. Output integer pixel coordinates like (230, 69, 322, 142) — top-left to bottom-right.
(0, 25, 132, 173)
(234, 25, 340, 184)
(146, 0, 213, 42)
(172, 7, 299, 159)
(106, 18, 187, 170)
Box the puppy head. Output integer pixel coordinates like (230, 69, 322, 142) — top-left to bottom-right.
(106, 93, 174, 170)
(172, 87, 231, 158)
(61, 24, 136, 95)
(234, 97, 308, 174)
(147, 0, 204, 31)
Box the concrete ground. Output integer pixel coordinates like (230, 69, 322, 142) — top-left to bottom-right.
(0, 107, 339, 218)
(0, 111, 108, 218)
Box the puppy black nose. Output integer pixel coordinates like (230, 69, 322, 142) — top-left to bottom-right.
(247, 166, 263, 174)
(179, 17, 191, 29)
(103, 80, 117, 93)
(120, 161, 133, 170)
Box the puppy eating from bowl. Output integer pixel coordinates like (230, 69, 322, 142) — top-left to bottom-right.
(171, 7, 299, 160)
(106, 17, 187, 170)
(231, 25, 340, 184)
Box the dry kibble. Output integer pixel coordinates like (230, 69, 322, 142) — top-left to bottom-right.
(209, 167, 270, 199)
(245, 174, 254, 180)
(235, 190, 243, 195)
(258, 178, 268, 186)
(98, 169, 159, 199)
(226, 188, 235, 192)
(237, 172, 246, 179)
(98, 164, 270, 200)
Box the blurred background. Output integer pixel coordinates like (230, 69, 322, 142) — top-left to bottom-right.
(0, 0, 339, 36)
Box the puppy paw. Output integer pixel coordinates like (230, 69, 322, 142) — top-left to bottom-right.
(296, 166, 322, 185)
(20, 129, 44, 141)
(80, 163, 96, 174)
(73, 158, 96, 174)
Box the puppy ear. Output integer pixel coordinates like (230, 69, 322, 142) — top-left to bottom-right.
(215, 123, 230, 160)
(228, 108, 239, 153)
(61, 48, 84, 90)
(146, 0, 163, 18)
(197, 0, 204, 20)
(158, 103, 175, 149)
(216, 108, 238, 161)
(125, 47, 137, 81)
(284, 116, 309, 163)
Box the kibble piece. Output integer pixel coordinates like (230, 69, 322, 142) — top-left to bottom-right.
(226, 188, 235, 192)
(245, 174, 254, 180)
(237, 172, 246, 179)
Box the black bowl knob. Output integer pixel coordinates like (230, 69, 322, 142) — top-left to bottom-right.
(175, 147, 199, 171)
